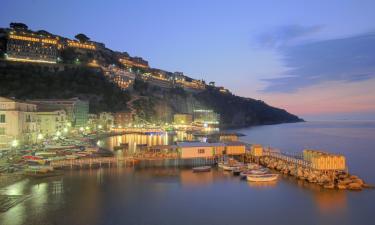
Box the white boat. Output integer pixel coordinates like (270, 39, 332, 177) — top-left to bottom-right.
(240, 168, 269, 179)
(222, 165, 240, 171)
(193, 166, 211, 172)
(247, 174, 278, 182)
(218, 162, 226, 169)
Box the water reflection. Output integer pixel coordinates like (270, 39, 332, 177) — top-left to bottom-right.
(103, 131, 193, 152)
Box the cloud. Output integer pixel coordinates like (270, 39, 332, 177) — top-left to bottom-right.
(257, 24, 323, 48)
(261, 31, 375, 93)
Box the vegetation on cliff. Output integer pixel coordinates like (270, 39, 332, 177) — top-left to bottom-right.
(0, 63, 130, 113)
(0, 63, 302, 127)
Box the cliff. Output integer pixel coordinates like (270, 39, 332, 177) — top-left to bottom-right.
(0, 63, 303, 127)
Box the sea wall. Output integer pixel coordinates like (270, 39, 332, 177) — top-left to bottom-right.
(256, 156, 372, 191)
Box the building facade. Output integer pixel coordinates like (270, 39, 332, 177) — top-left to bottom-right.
(5, 28, 59, 63)
(28, 98, 89, 128)
(36, 110, 66, 137)
(173, 113, 193, 125)
(113, 112, 133, 127)
(193, 109, 220, 126)
(99, 112, 114, 130)
(0, 97, 38, 148)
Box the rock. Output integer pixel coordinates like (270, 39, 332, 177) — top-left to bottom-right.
(352, 178, 364, 185)
(348, 182, 362, 191)
(338, 178, 352, 185)
(337, 184, 347, 190)
(362, 183, 375, 189)
(350, 175, 359, 180)
(324, 183, 335, 189)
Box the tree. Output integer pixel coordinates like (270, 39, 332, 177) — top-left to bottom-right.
(10, 22, 28, 30)
(75, 33, 90, 42)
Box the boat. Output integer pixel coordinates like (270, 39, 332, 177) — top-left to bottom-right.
(218, 162, 226, 169)
(222, 165, 239, 171)
(247, 174, 279, 182)
(240, 168, 268, 179)
(232, 168, 242, 176)
(193, 166, 211, 172)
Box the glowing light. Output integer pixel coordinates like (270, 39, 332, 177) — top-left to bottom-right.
(79, 127, 84, 132)
(56, 131, 62, 137)
(37, 134, 44, 140)
(98, 125, 103, 129)
(63, 127, 68, 133)
(11, 140, 19, 147)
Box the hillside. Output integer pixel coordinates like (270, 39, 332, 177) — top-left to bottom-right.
(0, 63, 302, 128)
(0, 63, 130, 113)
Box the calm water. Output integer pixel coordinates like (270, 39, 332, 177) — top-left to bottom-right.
(1, 121, 375, 225)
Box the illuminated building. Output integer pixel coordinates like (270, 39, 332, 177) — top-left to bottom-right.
(6, 30, 59, 63)
(36, 110, 66, 137)
(113, 112, 133, 127)
(0, 97, 38, 148)
(193, 109, 220, 125)
(99, 112, 114, 130)
(173, 114, 193, 125)
(66, 40, 96, 50)
(28, 98, 89, 128)
(119, 56, 149, 69)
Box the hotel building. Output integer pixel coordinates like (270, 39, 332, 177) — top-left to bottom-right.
(5, 28, 59, 63)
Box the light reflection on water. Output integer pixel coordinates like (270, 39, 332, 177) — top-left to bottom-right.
(0, 121, 374, 225)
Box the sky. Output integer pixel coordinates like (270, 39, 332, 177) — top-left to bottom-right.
(1, 0, 375, 121)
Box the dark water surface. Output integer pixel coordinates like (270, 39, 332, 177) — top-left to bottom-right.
(1, 121, 374, 225)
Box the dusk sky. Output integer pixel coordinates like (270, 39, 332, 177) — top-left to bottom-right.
(1, 0, 375, 120)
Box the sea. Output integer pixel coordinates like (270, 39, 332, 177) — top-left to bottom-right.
(0, 121, 374, 225)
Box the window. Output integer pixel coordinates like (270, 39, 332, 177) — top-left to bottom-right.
(198, 149, 205, 154)
(0, 114, 5, 123)
(0, 127, 5, 135)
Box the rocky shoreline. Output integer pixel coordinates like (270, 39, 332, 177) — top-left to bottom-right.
(258, 156, 373, 191)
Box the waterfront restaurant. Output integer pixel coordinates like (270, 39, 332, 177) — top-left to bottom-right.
(176, 142, 214, 159)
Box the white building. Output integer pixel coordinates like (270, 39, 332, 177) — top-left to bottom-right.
(36, 110, 66, 137)
(0, 97, 38, 148)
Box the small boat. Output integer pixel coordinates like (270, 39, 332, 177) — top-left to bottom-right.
(247, 174, 278, 182)
(232, 168, 242, 176)
(218, 162, 226, 169)
(222, 165, 239, 171)
(193, 166, 211, 172)
(240, 168, 269, 179)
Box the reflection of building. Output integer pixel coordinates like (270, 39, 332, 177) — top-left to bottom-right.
(113, 112, 132, 127)
(193, 109, 219, 125)
(173, 113, 192, 125)
(28, 98, 89, 128)
(36, 110, 66, 136)
(0, 97, 38, 148)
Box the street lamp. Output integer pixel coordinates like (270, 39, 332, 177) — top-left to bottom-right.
(37, 134, 44, 140)
(11, 139, 18, 148)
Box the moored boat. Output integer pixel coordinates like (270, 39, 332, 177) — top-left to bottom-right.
(247, 174, 278, 182)
(193, 166, 211, 172)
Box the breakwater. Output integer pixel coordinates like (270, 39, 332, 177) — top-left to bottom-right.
(244, 150, 373, 191)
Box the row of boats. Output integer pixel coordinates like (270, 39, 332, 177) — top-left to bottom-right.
(193, 160, 278, 182)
